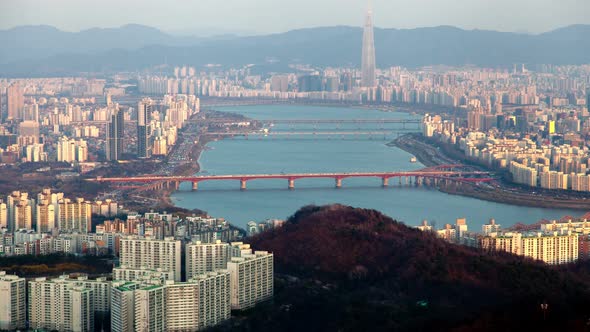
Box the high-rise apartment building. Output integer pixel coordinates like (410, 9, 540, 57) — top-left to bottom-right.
(137, 98, 152, 158)
(58, 198, 92, 233)
(106, 109, 124, 161)
(166, 272, 231, 331)
(119, 236, 182, 281)
(6, 83, 24, 121)
(186, 240, 230, 280)
(13, 199, 32, 231)
(134, 284, 166, 331)
(28, 277, 95, 332)
(113, 266, 175, 283)
(0, 202, 7, 229)
(227, 250, 273, 310)
(36, 200, 56, 233)
(111, 281, 143, 332)
(0, 271, 26, 330)
(112, 271, 231, 332)
(57, 136, 88, 162)
(479, 231, 579, 265)
(361, 0, 376, 88)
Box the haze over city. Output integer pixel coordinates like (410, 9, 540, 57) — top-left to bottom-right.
(1, 0, 590, 331)
(1, 0, 590, 34)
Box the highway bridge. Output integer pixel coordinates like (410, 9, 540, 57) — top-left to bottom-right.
(193, 118, 421, 125)
(88, 165, 493, 191)
(203, 129, 419, 137)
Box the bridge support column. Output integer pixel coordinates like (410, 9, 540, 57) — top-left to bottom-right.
(335, 178, 342, 189)
(174, 181, 179, 190)
(192, 182, 199, 191)
(382, 178, 389, 187)
(240, 180, 247, 190)
(288, 179, 295, 190)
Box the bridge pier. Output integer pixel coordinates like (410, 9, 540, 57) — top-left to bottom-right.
(288, 179, 295, 190)
(382, 177, 389, 187)
(174, 181, 180, 190)
(240, 180, 247, 190)
(192, 182, 199, 191)
(335, 178, 342, 189)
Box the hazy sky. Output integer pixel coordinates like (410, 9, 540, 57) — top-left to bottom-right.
(1, 0, 589, 35)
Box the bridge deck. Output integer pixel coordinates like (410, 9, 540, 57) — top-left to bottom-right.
(90, 170, 491, 183)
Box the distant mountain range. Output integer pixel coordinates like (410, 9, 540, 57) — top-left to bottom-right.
(1, 24, 589, 76)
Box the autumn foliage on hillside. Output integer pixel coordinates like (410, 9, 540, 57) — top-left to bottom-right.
(219, 205, 590, 332)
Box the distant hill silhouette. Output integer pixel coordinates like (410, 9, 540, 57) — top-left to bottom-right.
(1, 24, 589, 76)
(211, 204, 590, 332)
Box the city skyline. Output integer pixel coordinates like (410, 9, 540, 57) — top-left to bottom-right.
(1, 0, 590, 35)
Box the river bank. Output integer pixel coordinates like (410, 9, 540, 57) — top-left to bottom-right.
(122, 109, 261, 213)
(392, 133, 590, 211)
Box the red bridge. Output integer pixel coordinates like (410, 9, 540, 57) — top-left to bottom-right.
(89, 165, 493, 191)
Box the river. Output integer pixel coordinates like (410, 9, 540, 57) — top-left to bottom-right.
(171, 105, 580, 230)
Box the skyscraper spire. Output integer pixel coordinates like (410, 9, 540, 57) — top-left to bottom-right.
(361, 0, 376, 88)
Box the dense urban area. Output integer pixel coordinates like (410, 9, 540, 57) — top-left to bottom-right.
(1, 0, 590, 331)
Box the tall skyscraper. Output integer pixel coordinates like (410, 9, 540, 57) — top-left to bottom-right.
(137, 99, 152, 158)
(6, 83, 24, 121)
(107, 109, 124, 161)
(361, 0, 376, 88)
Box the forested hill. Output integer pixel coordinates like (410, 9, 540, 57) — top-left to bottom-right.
(213, 204, 590, 332)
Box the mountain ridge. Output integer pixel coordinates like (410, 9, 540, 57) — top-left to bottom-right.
(1, 24, 589, 76)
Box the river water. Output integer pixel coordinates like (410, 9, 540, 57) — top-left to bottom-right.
(171, 105, 580, 230)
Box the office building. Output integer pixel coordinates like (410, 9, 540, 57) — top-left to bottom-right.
(270, 75, 289, 92)
(106, 109, 124, 161)
(18, 120, 40, 145)
(119, 236, 182, 281)
(227, 250, 273, 310)
(186, 240, 230, 280)
(137, 98, 152, 158)
(6, 83, 24, 121)
(0, 272, 26, 330)
(360, 0, 376, 88)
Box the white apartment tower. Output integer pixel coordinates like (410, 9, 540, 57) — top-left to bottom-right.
(0, 272, 26, 330)
(227, 250, 274, 310)
(28, 277, 94, 332)
(186, 240, 230, 280)
(134, 284, 166, 332)
(58, 198, 92, 233)
(119, 236, 182, 281)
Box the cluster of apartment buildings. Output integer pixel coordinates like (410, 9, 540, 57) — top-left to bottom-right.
(418, 216, 590, 265)
(0, 206, 241, 257)
(0, 79, 199, 165)
(422, 97, 590, 192)
(0, 237, 273, 331)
